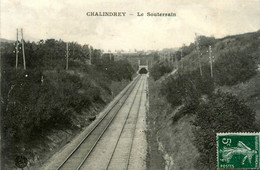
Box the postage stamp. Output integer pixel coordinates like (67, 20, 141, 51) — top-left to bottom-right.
(217, 133, 260, 169)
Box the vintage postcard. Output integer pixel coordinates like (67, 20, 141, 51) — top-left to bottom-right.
(1, 0, 260, 169)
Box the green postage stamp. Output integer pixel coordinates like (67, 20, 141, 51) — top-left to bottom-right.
(217, 133, 260, 169)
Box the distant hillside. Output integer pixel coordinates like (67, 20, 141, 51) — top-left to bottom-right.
(0, 38, 15, 43)
(180, 30, 260, 72)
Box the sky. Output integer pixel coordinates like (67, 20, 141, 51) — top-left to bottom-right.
(1, 0, 260, 51)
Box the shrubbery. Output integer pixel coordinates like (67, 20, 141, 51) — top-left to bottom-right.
(149, 61, 173, 80)
(160, 67, 214, 107)
(197, 35, 216, 49)
(214, 49, 257, 86)
(148, 31, 259, 170)
(1, 68, 105, 145)
(162, 76, 257, 168)
(192, 91, 257, 169)
(96, 59, 135, 81)
(149, 31, 258, 84)
(1, 39, 135, 158)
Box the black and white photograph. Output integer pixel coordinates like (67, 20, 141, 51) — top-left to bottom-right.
(1, 0, 260, 169)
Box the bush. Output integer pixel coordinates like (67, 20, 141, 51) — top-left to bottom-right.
(160, 68, 214, 107)
(1, 68, 107, 145)
(96, 59, 135, 81)
(1, 38, 136, 147)
(150, 61, 173, 80)
(197, 36, 216, 49)
(214, 49, 257, 86)
(1, 69, 45, 143)
(192, 91, 257, 169)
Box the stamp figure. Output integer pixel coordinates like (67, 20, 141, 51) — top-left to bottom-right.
(217, 133, 260, 169)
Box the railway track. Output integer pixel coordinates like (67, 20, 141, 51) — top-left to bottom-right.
(105, 75, 146, 170)
(54, 75, 144, 170)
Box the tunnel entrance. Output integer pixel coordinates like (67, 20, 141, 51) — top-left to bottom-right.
(139, 67, 148, 74)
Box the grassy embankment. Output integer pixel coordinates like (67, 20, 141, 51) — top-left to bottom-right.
(1, 39, 135, 169)
(147, 30, 260, 169)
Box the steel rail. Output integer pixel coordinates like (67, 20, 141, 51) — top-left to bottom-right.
(76, 76, 144, 170)
(125, 76, 146, 170)
(56, 75, 141, 170)
(105, 76, 146, 170)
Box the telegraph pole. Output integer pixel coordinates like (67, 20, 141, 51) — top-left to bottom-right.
(195, 33, 202, 77)
(21, 28, 26, 70)
(171, 54, 173, 66)
(181, 49, 184, 69)
(89, 46, 92, 65)
(209, 45, 214, 78)
(138, 59, 140, 70)
(175, 53, 178, 70)
(15, 28, 19, 69)
(66, 42, 69, 70)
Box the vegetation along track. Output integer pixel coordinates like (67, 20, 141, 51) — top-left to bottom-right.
(55, 75, 142, 170)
